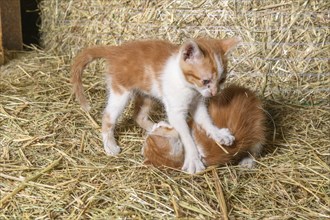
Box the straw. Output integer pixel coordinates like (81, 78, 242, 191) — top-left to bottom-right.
(216, 142, 229, 154)
(0, 0, 329, 218)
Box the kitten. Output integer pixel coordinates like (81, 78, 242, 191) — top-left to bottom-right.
(143, 85, 266, 169)
(71, 38, 240, 174)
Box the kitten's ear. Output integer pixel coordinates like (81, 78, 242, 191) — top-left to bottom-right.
(181, 40, 203, 63)
(219, 37, 242, 55)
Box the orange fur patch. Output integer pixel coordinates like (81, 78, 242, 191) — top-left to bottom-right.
(143, 85, 267, 168)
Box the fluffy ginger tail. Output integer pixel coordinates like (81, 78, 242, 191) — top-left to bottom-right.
(70, 46, 111, 111)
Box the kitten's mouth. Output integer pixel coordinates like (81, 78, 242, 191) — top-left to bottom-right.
(200, 87, 218, 97)
(204, 90, 222, 98)
(202, 91, 213, 98)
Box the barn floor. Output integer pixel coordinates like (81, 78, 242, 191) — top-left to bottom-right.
(0, 50, 329, 219)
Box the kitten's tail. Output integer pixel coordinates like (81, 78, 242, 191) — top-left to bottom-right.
(70, 46, 112, 111)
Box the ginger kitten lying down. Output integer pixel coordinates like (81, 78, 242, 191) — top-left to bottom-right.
(143, 85, 267, 169)
(71, 38, 240, 174)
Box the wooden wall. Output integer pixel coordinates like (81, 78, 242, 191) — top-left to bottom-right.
(0, 6, 3, 65)
(0, 0, 23, 64)
(0, 0, 22, 50)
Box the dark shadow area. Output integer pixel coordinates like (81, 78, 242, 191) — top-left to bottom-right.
(262, 100, 283, 155)
(21, 0, 41, 48)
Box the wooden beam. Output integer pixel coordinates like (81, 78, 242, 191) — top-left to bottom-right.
(0, 0, 23, 50)
(0, 6, 4, 64)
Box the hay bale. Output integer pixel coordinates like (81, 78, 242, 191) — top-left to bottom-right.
(39, 0, 329, 103)
(0, 0, 329, 219)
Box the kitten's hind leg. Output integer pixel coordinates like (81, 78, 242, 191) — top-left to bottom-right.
(239, 143, 263, 168)
(133, 95, 154, 132)
(102, 90, 131, 155)
(239, 156, 255, 168)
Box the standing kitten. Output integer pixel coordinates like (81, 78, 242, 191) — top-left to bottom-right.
(71, 38, 240, 174)
(143, 85, 266, 169)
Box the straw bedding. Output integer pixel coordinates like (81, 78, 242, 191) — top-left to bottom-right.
(0, 0, 329, 219)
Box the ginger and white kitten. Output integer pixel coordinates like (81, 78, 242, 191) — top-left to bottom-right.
(71, 38, 240, 174)
(143, 85, 266, 169)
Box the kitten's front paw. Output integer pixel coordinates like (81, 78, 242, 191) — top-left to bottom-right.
(104, 144, 121, 156)
(212, 128, 235, 146)
(182, 154, 205, 174)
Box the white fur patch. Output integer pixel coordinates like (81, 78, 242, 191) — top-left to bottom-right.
(161, 54, 197, 110)
(210, 128, 235, 146)
(103, 140, 121, 156)
(239, 157, 256, 168)
(169, 138, 184, 157)
(102, 90, 131, 155)
(145, 65, 162, 98)
(160, 54, 206, 174)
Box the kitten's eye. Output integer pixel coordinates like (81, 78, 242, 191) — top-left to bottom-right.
(202, 79, 210, 86)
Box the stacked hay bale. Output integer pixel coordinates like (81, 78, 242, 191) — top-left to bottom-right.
(40, 0, 329, 104)
(0, 0, 328, 219)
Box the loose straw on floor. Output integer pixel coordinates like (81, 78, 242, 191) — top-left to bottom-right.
(0, 157, 62, 207)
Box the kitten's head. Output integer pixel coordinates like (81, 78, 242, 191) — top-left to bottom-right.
(179, 37, 240, 97)
(143, 122, 184, 169)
